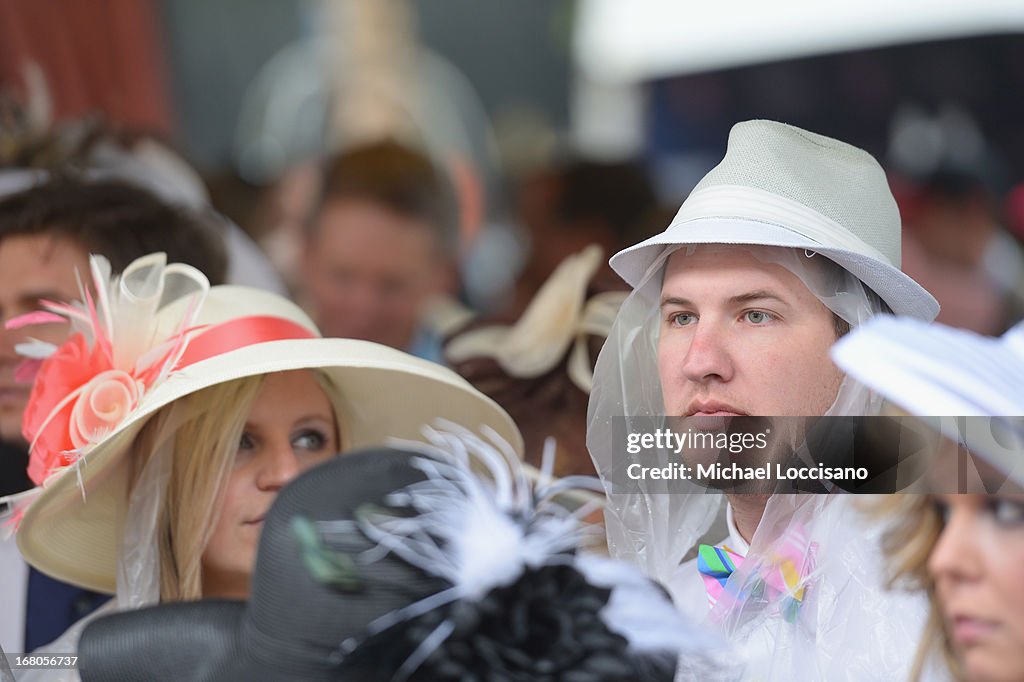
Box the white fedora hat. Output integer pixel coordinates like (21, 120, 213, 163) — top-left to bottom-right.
(611, 120, 938, 321)
(14, 256, 521, 593)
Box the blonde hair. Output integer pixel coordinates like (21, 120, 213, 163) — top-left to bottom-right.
(129, 370, 347, 602)
(873, 495, 965, 681)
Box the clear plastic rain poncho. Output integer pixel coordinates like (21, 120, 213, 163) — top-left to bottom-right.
(587, 243, 937, 681)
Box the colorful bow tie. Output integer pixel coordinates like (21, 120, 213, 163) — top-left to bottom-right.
(697, 529, 816, 623)
(697, 544, 743, 608)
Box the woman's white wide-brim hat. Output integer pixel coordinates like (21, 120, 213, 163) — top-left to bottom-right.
(17, 286, 523, 594)
(832, 316, 1024, 481)
(832, 315, 1024, 417)
(610, 120, 939, 321)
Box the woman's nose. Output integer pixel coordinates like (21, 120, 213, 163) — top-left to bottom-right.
(254, 442, 300, 491)
(928, 504, 983, 585)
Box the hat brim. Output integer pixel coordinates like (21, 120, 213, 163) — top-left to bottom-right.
(831, 316, 1024, 484)
(79, 600, 247, 682)
(79, 598, 382, 682)
(832, 316, 1024, 417)
(18, 338, 523, 594)
(610, 218, 939, 321)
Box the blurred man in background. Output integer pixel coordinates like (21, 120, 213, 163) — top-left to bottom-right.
(900, 167, 1024, 334)
(301, 140, 458, 361)
(509, 158, 661, 316)
(0, 177, 227, 477)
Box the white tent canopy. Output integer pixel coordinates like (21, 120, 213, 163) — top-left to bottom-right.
(575, 0, 1024, 83)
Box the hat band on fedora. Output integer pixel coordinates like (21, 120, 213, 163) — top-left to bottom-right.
(174, 315, 317, 369)
(671, 185, 893, 267)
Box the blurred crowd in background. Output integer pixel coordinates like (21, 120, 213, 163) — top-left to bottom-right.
(1, 0, 1023, 496)
(3, 2, 1022, 475)
(2, 0, 1022, 335)
(1, 2, 1024, 679)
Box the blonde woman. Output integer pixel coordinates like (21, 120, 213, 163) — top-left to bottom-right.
(5, 253, 520, 678)
(136, 370, 340, 602)
(833, 315, 1024, 682)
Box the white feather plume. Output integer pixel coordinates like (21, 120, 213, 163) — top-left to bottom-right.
(340, 424, 738, 675)
(367, 424, 588, 601)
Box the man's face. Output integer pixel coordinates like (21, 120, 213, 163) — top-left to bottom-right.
(658, 246, 844, 419)
(0, 235, 89, 443)
(303, 199, 445, 351)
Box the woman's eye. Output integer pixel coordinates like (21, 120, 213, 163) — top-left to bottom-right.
(930, 498, 951, 526)
(238, 432, 256, 451)
(743, 310, 773, 324)
(293, 430, 328, 452)
(670, 312, 696, 327)
(991, 499, 1024, 527)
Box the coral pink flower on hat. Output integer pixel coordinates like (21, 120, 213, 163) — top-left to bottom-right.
(12, 253, 212, 487)
(22, 333, 113, 484)
(68, 370, 141, 450)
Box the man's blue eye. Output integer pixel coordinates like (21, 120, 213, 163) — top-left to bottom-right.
(745, 311, 772, 324)
(671, 313, 695, 326)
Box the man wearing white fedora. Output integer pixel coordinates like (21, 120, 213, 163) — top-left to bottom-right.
(587, 120, 942, 679)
